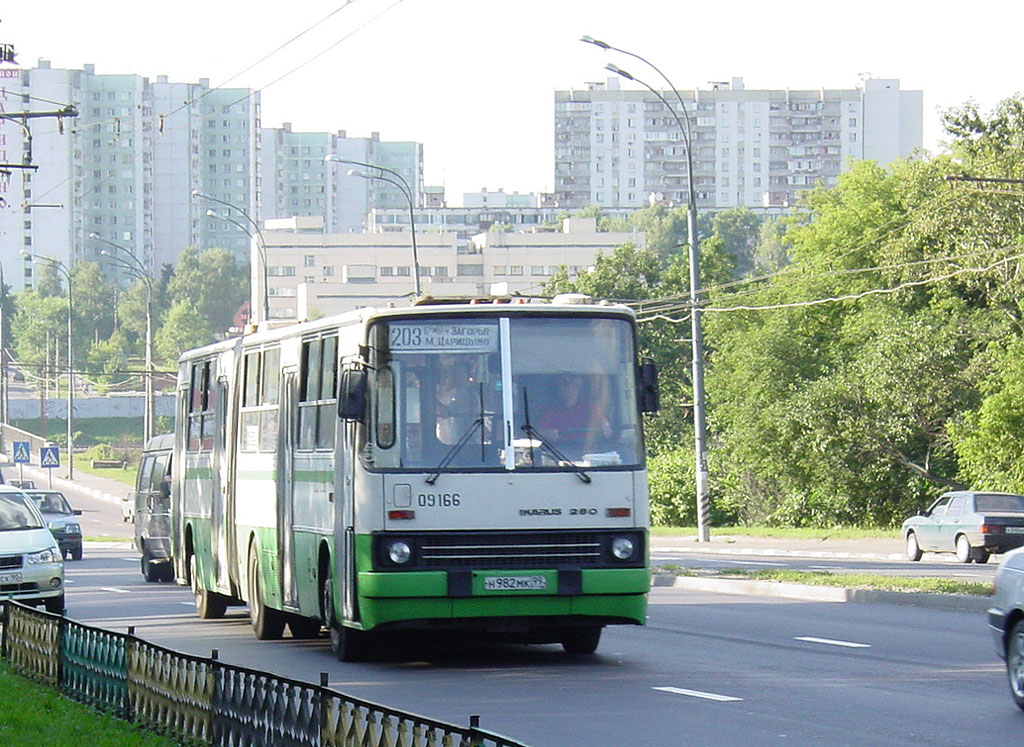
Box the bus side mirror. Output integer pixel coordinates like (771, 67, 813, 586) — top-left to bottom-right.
(338, 368, 368, 421)
(638, 362, 660, 413)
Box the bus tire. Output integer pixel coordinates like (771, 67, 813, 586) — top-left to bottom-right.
(249, 544, 285, 640)
(321, 572, 368, 662)
(561, 626, 602, 655)
(190, 554, 227, 619)
(288, 614, 322, 639)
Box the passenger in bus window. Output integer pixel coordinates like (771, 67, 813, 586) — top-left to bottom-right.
(537, 376, 611, 452)
(434, 357, 476, 446)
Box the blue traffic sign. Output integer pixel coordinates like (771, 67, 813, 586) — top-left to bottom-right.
(40, 446, 60, 469)
(12, 442, 30, 464)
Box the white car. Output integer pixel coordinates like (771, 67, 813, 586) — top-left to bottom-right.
(0, 486, 65, 613)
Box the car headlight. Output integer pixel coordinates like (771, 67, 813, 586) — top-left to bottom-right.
(387, 540, 412, 565)
(64, 523, 80, 534)
(27, 547, 61, 565)
(610, 536, 636, 561)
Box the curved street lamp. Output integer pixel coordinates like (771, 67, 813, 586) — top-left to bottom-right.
(89, 233, 155, 444)
(191, 190, 269, 325)
(583, 37, 710, 543)
(324, 155, 422, 296)
(22, 252, 74, 480)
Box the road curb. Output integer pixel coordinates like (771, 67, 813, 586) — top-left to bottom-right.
(654, 573, 992, 612)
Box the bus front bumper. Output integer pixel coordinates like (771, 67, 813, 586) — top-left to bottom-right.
(356, 567, 649, 630)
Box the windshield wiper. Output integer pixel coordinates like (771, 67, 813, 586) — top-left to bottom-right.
(425, 418, 482, 485)
(520, 389, 591, 484)
(426, 383, 488, 485)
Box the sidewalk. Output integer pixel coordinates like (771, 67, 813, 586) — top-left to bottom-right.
(651, 534, 905, 561)
(8, 462, 129, 507)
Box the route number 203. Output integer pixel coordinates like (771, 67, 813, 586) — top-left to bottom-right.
(418, 493, 461, 507)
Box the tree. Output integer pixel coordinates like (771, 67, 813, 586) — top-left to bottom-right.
(154, 300, 215, 362)
(165, 247, 248, 335)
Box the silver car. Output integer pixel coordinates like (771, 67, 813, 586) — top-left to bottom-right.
(0, 487, 65, 613)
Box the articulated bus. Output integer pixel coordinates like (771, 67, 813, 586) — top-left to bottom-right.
(171, 295, 658, 660)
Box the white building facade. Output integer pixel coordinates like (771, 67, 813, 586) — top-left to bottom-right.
(258, 217, 643, 319)
(554, 76, 922, 212)
(0, 60, 260, 289)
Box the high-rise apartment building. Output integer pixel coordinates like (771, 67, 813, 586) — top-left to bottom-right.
(261, 125, 423, 233)
(554, 76, 922, 212)
(0, 59, 260, 289)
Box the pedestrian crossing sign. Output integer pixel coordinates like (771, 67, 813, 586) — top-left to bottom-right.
(40, 446, 60, 469)
(12, 442, 30, 464)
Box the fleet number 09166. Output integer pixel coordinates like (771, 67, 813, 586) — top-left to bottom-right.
(418, 493, 461, 507)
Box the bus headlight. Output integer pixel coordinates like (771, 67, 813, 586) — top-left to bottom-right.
(610, 536, 636, 561)
(387, 540, 412, 565)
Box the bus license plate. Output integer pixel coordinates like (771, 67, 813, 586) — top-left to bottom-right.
(0, 571, 23, 584)
(484, 575, 547, 591)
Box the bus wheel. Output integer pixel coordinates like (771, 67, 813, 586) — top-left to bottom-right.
(561, 626, 602, 655)
(248, 545, 284, 640)
(190, 554, 227, 619)
(321, 573, 368, 662)
(288, 614, 322, 639)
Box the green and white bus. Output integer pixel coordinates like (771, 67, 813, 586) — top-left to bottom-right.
(171, 295, 658, 660)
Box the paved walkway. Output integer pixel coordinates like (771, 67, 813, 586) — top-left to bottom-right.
(4, 461, 128, 506)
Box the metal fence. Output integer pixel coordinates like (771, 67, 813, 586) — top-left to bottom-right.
(2, 601, 527, 747)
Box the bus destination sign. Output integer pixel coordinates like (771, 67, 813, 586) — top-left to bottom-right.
(390, 323, 498, 353)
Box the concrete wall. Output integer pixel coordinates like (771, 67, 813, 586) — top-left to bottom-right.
(9, 393, 176, 420)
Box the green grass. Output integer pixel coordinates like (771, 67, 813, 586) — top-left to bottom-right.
(11, 417, 144, 448)
(0, 659, 177, 746)
(650, 525, 900, 540)
(713, 568, 993, 596)
(73, 460, 138, 487)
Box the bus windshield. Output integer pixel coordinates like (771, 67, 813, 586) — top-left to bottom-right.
(369, 315, 642, 471)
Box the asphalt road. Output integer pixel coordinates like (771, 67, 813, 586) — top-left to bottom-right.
(62, 545, 1019, 747)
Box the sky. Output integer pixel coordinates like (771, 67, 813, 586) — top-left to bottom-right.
(4, 1, 1024, 205)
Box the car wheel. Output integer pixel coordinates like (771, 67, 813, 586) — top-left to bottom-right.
(955, 534, 974, 563)
(905, 532, 922, 562)
(70, 546, 82, 561)
(190, 553, 227, 619)
(1007, 620, 1024, 710)
(141, 546, 160, 582)
(248, 544, 284, 640)
(974, 549, 991, 564)
(44, 595, 65, 615)
(561, 626, 602, 655)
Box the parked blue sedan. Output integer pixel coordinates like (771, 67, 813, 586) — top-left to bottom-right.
(903, 491, 1024, 564)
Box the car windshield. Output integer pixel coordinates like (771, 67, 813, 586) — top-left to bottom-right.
(29, 492, 73, 515)
(0, 494, 44, 530)
(974, 494, 1024, 513)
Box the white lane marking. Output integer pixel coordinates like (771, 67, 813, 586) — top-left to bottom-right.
(715, 559, 786, 567)
(794, 636, 870, 649)
(653, 686, 742, 702)
(809, 565, 844, 570)
(100, 587, 131, 594)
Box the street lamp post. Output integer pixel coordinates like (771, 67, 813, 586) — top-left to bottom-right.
(583, 36, 711, 543)
(89, 233, 155, 444)
(23, 252, 74, 479)
(324, 155, 422, 297)
(191, 190, 269, 325)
